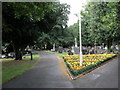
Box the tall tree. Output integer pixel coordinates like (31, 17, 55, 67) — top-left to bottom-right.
(2, 2, 70, 59)
(35, 3, 70, 49)
(81, 2, 120, 53)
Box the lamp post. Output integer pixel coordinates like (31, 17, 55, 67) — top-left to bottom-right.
(78, 10, 83, 66)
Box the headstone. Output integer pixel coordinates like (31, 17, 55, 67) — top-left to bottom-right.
(98, 49, 102, 54)
(71, 46, 74, 53)
(53, 43, 55, 51)
(94, 44, 97, 54)
(51, 43, 55, 52)
(58, 46, 63, 53)
(97, 46, 105, 54)
(55, 48, 58, 52)
(82, 46, 88, 54)
(88, 47, 94, 54)
(63, 48, 67, 52)
(75, 38, 78, 47)
(74, 47, 79, 54)
(68, 50, 73, 55)
(88, 46, 91, 54)
(89, 48, 94, 54)
(45, 44, 47, 49)
(101, 43, 104, 49)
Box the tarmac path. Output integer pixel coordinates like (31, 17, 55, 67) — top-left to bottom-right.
(3, 51, 118, 88)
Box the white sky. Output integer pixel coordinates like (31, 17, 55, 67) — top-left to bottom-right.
(60, 0, 88, 27)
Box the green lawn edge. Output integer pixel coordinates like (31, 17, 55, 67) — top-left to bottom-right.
(2, 54, 40, 85)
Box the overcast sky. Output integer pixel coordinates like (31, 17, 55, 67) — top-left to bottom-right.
(60, 0, 88, 27)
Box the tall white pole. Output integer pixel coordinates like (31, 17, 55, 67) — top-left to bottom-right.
(78, 10, 83, 66)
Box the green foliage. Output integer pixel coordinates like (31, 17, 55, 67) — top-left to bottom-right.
(34, 3, 71, 48)
(67, 2, 120, 52)
(2, 2, 70, 59)
(84, 2, 120, 52)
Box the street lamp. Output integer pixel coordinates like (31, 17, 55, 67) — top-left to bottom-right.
(78, 10, 83, 66)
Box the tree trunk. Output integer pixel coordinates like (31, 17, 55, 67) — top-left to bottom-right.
(19, 51, 22, 60)
(14, 47, 20, 60)
(106, 40, 111, 54)
(13, 43, 22, 60)
(31, 52, 33, 60)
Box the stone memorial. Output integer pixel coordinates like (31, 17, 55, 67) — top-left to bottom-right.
(74, 47, 79, 54)
(51, 43, 55, 52)
(73, 38, 79, 54)
(58, 46, 63, 53)
(71, 46, 74, 53)
(82, 46, 88, 54)
(68, 50, 73, 55)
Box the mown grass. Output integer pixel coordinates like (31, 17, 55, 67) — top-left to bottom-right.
(1, 54, 40, 85)
(45, 50, 68, 58)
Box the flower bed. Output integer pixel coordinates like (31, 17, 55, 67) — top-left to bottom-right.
(63, 54, 116, 77)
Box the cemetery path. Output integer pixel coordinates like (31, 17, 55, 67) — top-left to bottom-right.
(3, 51, 118, 88)
(3, 51, 74, 88)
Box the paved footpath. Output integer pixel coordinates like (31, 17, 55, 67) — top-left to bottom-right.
(3, 51, 118, 88)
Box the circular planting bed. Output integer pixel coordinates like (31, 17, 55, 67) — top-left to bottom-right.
(63, 54, 117, 80)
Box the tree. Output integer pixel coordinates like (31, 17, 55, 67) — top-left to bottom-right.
(81, 2, 120, 53)
(2, 2, 55, 60)
(2, 2, 70, 59)
(35, 3, 70, 49)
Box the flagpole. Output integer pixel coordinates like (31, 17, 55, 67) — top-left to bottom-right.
(78, 10, 83, 66)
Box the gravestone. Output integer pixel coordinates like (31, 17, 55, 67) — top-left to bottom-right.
(58, 46, 63, 53)
(71, 46, 74, 53)
(68, 50, 73, 55)
(53, 43, 55, 51)
(51, 43, 55, 52)
(75, 38, 78, 47)
(82, 46, 88, 54)
(74, 47, 79, 54)
(63, 48, 67, 52)
(97, 46, 105, 54)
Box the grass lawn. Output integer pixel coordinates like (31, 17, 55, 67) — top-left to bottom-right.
(45, 50, 68, 58)
(1, 53, 40, 85)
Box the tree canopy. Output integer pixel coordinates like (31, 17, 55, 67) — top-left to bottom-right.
(67, 2, 120, 53)
(2, 2, 70, 60)
(2, 2, 120, 58)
